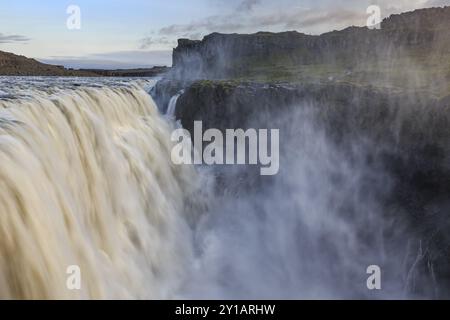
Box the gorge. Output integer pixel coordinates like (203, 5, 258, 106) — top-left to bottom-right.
(150, 6, 450, 299)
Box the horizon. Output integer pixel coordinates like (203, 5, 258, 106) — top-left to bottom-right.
(1, 0, 450, 69)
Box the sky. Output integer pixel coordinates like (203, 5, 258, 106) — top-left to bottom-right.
(0, 0, 449, 69)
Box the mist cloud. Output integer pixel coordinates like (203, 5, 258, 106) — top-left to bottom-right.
(139, 37, 177, 50)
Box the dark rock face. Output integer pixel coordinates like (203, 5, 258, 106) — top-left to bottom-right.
(173, 80, 450, 298)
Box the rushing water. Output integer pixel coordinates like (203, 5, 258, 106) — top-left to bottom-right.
(0, 77, 436, 299)
(0, 77, 206, 299)
(166, 90, 183, 119)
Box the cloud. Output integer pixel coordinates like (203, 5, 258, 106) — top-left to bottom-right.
(140, 0, 263, 49)
(237, 0, 262, 12)
(158, 16, 245, 36)
(139, 37, 177, 50)
(0, 33, 30, 44)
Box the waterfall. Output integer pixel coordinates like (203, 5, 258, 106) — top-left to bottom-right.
(0, 84, 202, 299)
(0, 80, 436, 299)
(166, 91, 184, 119)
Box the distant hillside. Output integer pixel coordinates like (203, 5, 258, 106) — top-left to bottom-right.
(0, 50, 98, 76)
(0, 50, 169, 77)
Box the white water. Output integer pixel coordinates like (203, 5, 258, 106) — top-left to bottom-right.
(0, 79, 203, 299)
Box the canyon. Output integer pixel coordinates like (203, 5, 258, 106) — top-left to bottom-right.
(150, 6, 450, 298)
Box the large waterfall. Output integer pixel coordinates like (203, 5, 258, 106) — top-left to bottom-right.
(0, 82, 203, 299)
(0, 78, 438, 299)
